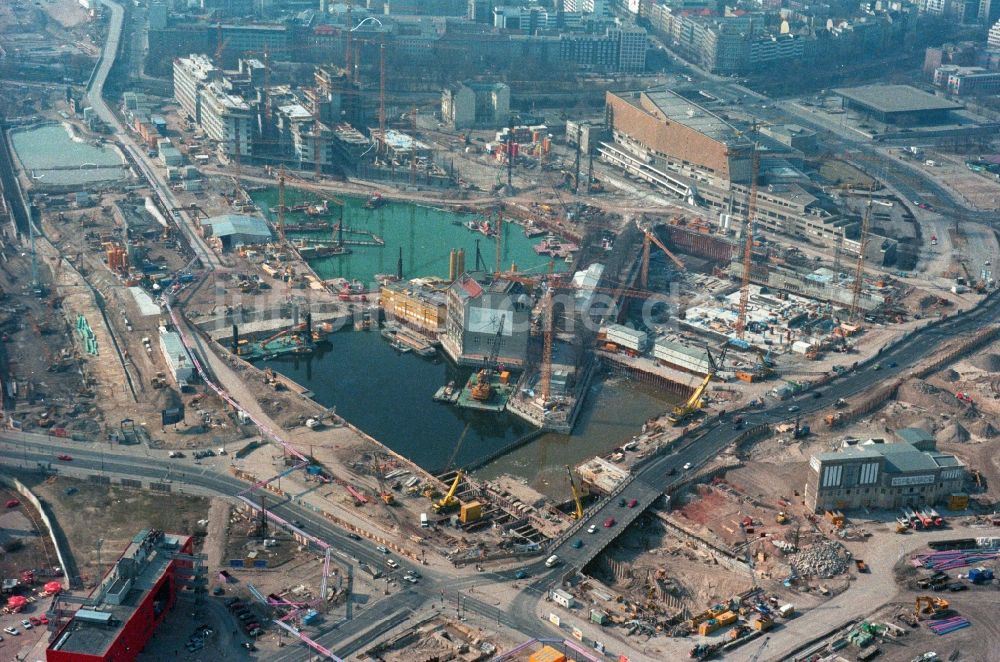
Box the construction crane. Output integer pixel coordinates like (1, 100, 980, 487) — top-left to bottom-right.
(667, 346, 725, 426)
(565, 465, 584, 519)
(433, 470, 464, 512)
(850, 199, 873, 321)
(639, 227, 686, 288)
(540, 287, 554, 405)
(471, 315, 505, 402)
(276, 165, 287, 242)
(736, 145, 760, 340)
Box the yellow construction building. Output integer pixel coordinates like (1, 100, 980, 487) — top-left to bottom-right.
(380, 279, 448, 336)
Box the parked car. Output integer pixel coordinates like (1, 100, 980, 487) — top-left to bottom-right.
(4, 627, 19, 636)
(21, 619, 32, 630)
(28, 617, 41, 627)
(627, 499, 638, 508)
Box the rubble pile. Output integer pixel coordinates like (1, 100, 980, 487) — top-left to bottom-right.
(789, 540, 850, 578)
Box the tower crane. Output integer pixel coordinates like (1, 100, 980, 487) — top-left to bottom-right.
(565, 465, 584, 519)
(850, 199, 873, 321)
(735, 146, 760, 340)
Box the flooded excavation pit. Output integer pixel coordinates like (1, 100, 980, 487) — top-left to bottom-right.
(11, 123, 126, 187)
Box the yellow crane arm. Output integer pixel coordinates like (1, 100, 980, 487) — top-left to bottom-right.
(566, 465, 584, 519)
(440, 470, 463, 506)
(686, 372, 713, 409)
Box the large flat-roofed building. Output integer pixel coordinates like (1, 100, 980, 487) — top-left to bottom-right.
(442, 272, 531, 367)
(47, 530, 195, 662)
(380, 279, 448, 336)
(834, 85, 963, 125)
(200, 214, 272, 251)
(654, 338, 711, 375)
(805, 440, 966, 512)
(602, 88, 753, 188)
(158, 327, 193, 388)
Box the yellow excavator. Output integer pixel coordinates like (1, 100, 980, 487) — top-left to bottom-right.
(566, 465, 584, 519)
(433, 470, 464, 513)
(915, 596, 949, 619)
(668, 346, 725, 426)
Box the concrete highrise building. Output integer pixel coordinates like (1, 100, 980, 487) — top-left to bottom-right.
(990, 18, 1000, 48)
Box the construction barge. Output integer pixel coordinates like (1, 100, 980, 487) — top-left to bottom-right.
(380, 324, 437, 357)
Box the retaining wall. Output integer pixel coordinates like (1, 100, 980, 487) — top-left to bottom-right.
(1, 476, 74, 589)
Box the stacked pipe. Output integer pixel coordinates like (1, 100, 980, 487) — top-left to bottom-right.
(911, 549, 1000, 571)
(927, 616, 970, 636)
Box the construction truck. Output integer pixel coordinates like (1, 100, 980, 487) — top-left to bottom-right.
(669, 346, 725, 426)
(433, 470, 464, 513)
(775, 512, 788, 525)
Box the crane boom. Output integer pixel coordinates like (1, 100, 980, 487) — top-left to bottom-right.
(644, 229, 686, 270)
(565, 465, 584, 519)
(850, 200, 872, 321)
(736, 147, 760, 340)
(433, 470, 464, 512)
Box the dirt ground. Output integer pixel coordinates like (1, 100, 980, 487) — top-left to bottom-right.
(38, 0, 90, 28)
(25, 475, 209, 587)
(910, 150, 1000, 212)
(0, 484, 59, 580)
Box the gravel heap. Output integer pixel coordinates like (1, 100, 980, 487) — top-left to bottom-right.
(971, 353, 1000, 372)
(789, 540, 851, 578)
(936, 422, 971, 444)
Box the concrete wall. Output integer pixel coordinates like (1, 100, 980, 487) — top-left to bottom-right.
(1, 476, 73, 589)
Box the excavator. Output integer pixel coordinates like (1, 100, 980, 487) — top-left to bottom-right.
(915, 596, 949, 619)
(433, 470, 464, 513)
(566, 465, 584, 519)
(668, 346, 726, 426)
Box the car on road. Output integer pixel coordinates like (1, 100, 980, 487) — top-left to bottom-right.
(403, 573, 418, 584)
(627, 499, 638, 508)
(56, 454, 72, 461)
(241, 642, 257, 651)
(618, 498, 627, 507)
(292, 520, 304, 528)
(812, 391, 822, 399)
(887, 361, 897, 368)
(408, 570, 421, 579)
(347, 533, 361, 541)
(514, 570, 528, 580)
(5, 499, 19, 508)
(683, 462, 692, 471)
(386, 559, 399, 569)
(168, 451, 185, 458)
(571, 539, 583, 548)
(873, 363, 882, 371)
(376, 545, 389, 554)
(603, 517, 616, 528)
(667, 467, 677, 475)
(787, 405, 800, 413)
(587, 524, 597, 534)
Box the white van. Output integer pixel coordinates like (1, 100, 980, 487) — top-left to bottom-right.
(544, 555, 560, 568)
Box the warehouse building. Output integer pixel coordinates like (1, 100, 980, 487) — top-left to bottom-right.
(380, 280, 448, 336)
(442, 273, 531, 367)
(804, 439, 966, 512)
(200, 214, 272, 252)
(603, 88, 753, 187)
(602, 323, 649, 353)
(834, 85, 962, 126)
(654, 338, 711, 375)
(46, 530, 195, 662)
(158, 327, 193, 389)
